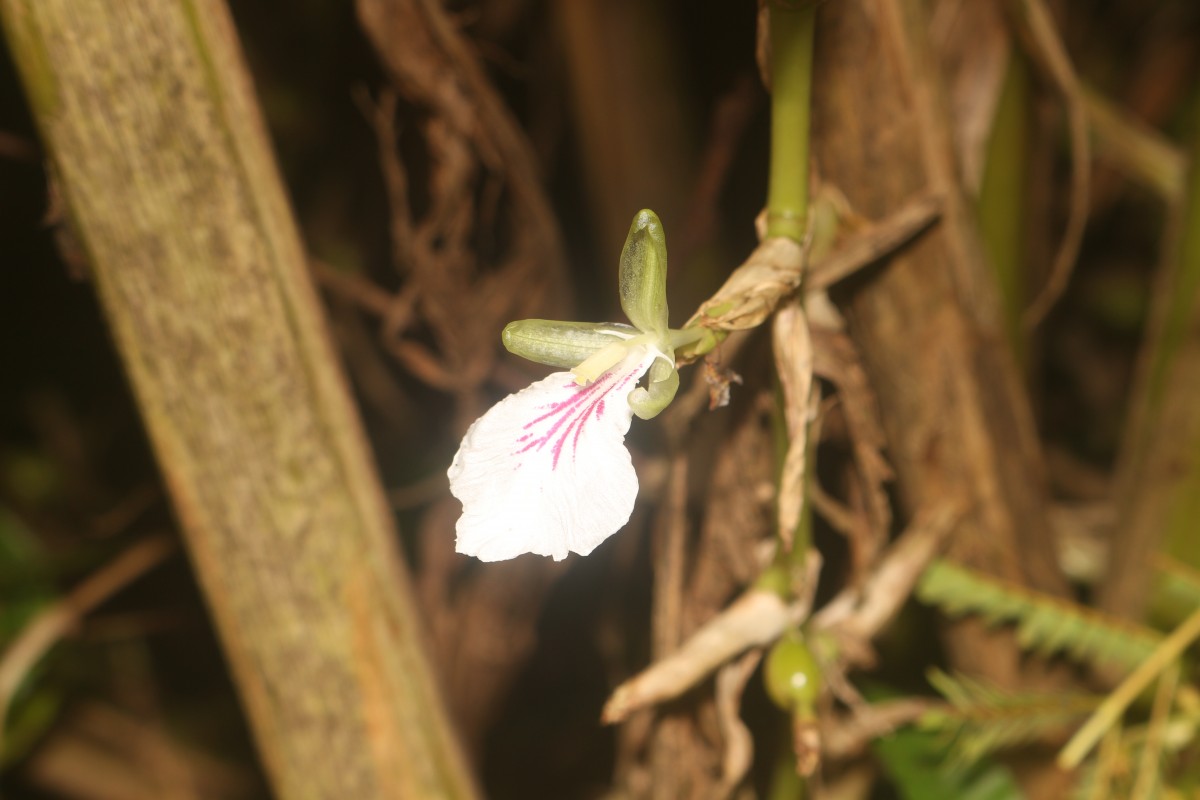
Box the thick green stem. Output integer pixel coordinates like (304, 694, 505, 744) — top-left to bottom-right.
(766, 2, 816, 242)
(767, 3, 818, 575)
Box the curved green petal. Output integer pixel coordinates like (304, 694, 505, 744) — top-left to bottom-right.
(619, 209, 670, 336)
(628, 357, 678, 420)
(502, 319, 636, 368)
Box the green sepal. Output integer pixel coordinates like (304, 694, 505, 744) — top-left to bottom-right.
(502, 319, 636, 369)
(619, 210, 670, 336)
(629, 356, 678, 420)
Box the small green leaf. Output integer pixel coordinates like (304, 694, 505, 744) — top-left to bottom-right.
(619, 209, 669, 335)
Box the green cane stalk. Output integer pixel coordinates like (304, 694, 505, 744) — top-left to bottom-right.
(760, 3, 821, 789)
(759, 0, 818, 584)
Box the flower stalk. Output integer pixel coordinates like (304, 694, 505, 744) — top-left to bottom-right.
(764, 0, 819, 576)
(766, 1, 817, 242)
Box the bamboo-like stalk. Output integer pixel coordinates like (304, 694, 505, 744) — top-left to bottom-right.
(765, 2, 816, 243)
(765, 0, 818, 567)
(765, 6, 819, 793)
(0, 2, 477, 798)
(1102, 117, 1200, 623)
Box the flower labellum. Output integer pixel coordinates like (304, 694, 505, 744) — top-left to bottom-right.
(448, 210, 704, 561)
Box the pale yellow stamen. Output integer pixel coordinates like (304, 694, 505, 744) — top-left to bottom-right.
(570, 340, 630, 385)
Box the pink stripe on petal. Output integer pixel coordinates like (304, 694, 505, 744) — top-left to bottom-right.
(514, 366, 641, 469)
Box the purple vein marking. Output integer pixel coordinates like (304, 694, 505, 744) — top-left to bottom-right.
(515, 367, 637, 469)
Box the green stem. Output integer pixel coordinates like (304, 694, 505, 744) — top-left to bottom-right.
(765, 710, 809, 800)
(770, 2, 818, 572)
(666, 325, 711, 350)
(766, 1, 816, 243)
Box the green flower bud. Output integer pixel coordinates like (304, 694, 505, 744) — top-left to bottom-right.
(502, 319, 637, 369)
(619, 210, 670, 337)
(764, 629, 821, 713)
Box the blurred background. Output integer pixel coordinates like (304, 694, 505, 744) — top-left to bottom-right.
(1, 1, 1199, 798)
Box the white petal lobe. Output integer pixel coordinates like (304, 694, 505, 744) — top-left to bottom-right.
(448, 347, 656, 561)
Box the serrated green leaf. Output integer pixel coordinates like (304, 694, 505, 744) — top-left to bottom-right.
(1150, 555, 1200, 629)
(923, 669, 1101, 771)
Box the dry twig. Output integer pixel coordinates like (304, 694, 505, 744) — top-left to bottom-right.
(602, 556, 821, 725)
(820, 698, 932, 761)
(1009, 0, 1092, 326)
(714, 650, 763, 799)
(603, 589, 800, 725)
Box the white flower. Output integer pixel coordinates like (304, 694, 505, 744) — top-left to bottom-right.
(447, 209, 708, 562)
(448, 344, 665, 561)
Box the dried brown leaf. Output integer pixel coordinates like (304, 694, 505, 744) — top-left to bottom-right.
(678, 192, 942, 362)
(689, 236, 807, 332)
(772, 301, 817, 547)
(804, 192, 944, 293)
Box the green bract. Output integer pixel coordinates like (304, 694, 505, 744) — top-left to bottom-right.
(619, 210, 670, 337)
(501, 209, 701, 420)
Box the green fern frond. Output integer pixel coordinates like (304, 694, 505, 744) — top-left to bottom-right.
(917, 560, 1163, 672)
(921, 669, 1101, 769)
(1150, 554, 1200, 627)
